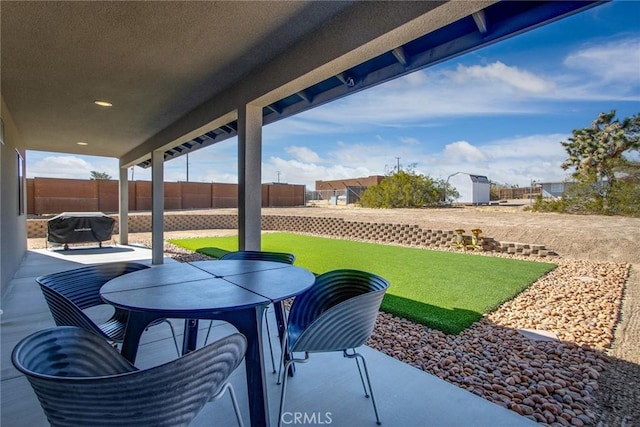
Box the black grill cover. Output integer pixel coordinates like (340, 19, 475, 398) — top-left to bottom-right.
(47, 212, 115, 244)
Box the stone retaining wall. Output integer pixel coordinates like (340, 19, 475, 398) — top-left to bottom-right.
(28, 213, 555, 257)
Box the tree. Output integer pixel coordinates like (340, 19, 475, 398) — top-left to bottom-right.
(606, 157, 640, 216)
(555, 110, 640, 215)
(561, 110, 640, 187)
(358, 169, 458, 208)
(90, 171, 112, 180)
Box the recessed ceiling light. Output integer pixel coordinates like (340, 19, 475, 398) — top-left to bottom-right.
(77, 142, 88, 146)
(94, 100, 113, 107)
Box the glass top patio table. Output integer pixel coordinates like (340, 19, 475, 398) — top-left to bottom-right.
(100, 259, 316, 427)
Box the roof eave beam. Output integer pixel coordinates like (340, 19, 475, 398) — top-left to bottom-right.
(472, 10, 489, 35)
(392, 47, 410, 67)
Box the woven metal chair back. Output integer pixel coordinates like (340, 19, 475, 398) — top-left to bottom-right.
(214, 250, 296, 373)
(220, 250, 296, 264)
(35, 262, 149, 341)
(12, 326, 247, 427)
(287, 269, 389, 353)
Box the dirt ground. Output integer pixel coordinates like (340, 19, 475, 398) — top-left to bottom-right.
(255, 205, 639, 265)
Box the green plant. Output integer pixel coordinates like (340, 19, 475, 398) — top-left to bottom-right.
(358, 168, 458, 208)
(90, 171, 112, 180)
(532, 195, 566, 213)
(561, 110, 639, 187)
(557, 110, 640, 215)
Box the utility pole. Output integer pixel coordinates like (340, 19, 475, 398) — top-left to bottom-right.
(277, 171, 281, 183)
(530, 179, 536, 207)
(396, 157, 400, 172)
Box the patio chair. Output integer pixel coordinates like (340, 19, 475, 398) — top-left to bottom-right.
(277, 269, 389, 426)
(35, 262, 181, 356)
(12, 326, 247, 427)
(205, 250, 296, 373)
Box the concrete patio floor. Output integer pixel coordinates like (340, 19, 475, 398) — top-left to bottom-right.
(1, 244, 536, 426)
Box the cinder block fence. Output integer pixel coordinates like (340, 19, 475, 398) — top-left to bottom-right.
(28, 213, 555, 258)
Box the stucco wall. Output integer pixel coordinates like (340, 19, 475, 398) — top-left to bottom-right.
(1, 97, 28, 296)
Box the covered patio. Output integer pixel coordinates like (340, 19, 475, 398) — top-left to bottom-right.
(1, 245, 536, 426)
(0, 0, 602, 276)
(1, 2, 604, 426)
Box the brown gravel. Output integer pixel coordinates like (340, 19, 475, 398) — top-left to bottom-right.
(367, 258, 631, 427)
(158, 240, 635, 426)
(27, 206, 640, 426)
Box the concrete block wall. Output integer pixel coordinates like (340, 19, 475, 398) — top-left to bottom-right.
(155, 214, 238, 232)
(28, 213, 555, 257)
(261, 216, 555, 256)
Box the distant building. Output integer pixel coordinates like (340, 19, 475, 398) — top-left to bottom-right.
(539, 181, 574, 198)
(311, 175, 385, 205)
(315, 175, 385, 191)
(448, 172, 490, 205)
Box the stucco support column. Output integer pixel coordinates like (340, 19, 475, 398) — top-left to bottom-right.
(151, 149, 164, 264)
(237, 104, 262, 251)
(118, 166, 129, 245)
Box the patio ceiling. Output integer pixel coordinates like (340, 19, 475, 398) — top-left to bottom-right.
(1, 1, 602, 168)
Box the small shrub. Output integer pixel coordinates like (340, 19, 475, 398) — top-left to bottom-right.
(359, 169, 458, 208)
(532, 196, 566, 213)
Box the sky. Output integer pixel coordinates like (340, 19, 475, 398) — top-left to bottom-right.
(27, 1, 640, 189)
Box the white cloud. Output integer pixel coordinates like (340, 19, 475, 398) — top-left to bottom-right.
(27, 155, 117, 179)
(551, 35, 640, 101)
(262, 62, 558, 138)
(452, 61, 554, 94)
(163, 139, 238, 183)
(285, 146, 323, 163)
(264, 156, 373, 188)
(269, 35, 640, 138)
(400, 137, 420, 145)
(264, 116, 352, 140)
(418, 134, 572, 186)
(329, 141, 408, 170)
(264, 136, 416, 187)
(398, 70, 429, 87)
(442, 141, 489, 163)
(481, 134, 569, 160)
(564, 36, 640, 83)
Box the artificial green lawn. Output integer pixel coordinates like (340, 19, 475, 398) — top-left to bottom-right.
(170, 233, 556, 334)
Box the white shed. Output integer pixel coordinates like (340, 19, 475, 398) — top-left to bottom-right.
(448, 173, 490, 205)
